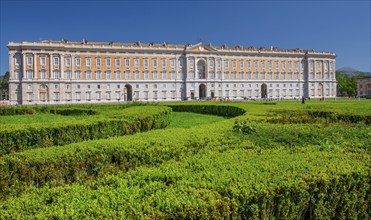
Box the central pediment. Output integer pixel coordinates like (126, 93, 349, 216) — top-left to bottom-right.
(185, 42, 218, 53)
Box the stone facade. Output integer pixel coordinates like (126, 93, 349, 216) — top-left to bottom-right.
(7, 40, 337, 105)
(357, 76, 371, 97)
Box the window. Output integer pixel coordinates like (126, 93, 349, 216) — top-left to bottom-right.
(134, 58, 139, 67)
(115, 58, 120, 67)
(135, 71, 140, 80)
(162, 71, 166, 80)
(76, 57, 81, 66)
(247, 60, 251, 69)
(65, 58, 71, 66)
(86, 92, 91, 101)
(268, 61, 272, 70)
(75, 71, 81, 80)
(96, 92, 101, 100)
(86, 70, 92, 80)
(153, 71, 158, 80)
(240, 60, 244, 69)
(189, 59, 194, 67)
(261, 60, 265, 69)
(97, 85, 101, 89)
(224, 72, 229, 80)
(27, 56, 32, 65)
(262, 72, 265, 80)
(54, 57, 59, 66)
(217, 72, 222, 79)
(170, 59, 175, 67)
(125, 71, 130, 79)
(41, 70, 46, 79)
(254, 72, 258, 80)
(288, 61, 292, 70)
(232, 72, 237, 80)
(27, 70, 33, 79)
(247, 72, 252, 80)
(275, 61, 279, 70)
(179, 72, 184, 79)
(170, 71, 175, 80)
(189, 72, 194, 79)
(96, 71, 101, 80)
(106, 71, 111, 80)
(115, 71, 121, 80)
(144, 71, 149, 80)
(41, 57, 46, 66)
(106, 58, 111, 67)
(217, 60, 221, 68)
(153, 58, 157, 67)
(232, 60, 236, 68)
(54, 71, 60, 79)
(281, 61, 286, 71)
(239, 72, 244, 80)
(224, 60, 229, 68)
(210, 60, 214, 67)
(179, 58, 183, 67)
(125, 58, 130, 67)
(96, 58, 101, 67)
(144, 59, 148, 67)
(209, 72, 215, 79)
(86, 58, 91, 67)
(162, 59, 166, 68)
(66, 71, 72, 79)
(254, 60, 258, 70)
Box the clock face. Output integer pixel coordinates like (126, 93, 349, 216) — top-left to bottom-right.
(199, 46, 204, 51)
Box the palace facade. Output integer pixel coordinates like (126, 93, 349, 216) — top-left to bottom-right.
(8, 40, 337, 105)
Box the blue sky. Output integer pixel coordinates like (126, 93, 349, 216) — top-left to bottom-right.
(1, 0, 370, 75)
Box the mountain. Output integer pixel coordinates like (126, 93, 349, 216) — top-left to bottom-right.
(336, 66, 362, 76)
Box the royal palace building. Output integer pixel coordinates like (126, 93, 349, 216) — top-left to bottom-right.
(8, 40, 337, 105)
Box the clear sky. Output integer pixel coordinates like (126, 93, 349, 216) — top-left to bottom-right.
(1, 0, 370, 75)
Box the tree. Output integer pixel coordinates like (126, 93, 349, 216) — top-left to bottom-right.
(336, 71, 363, 97)
(0, 72, 10, 100)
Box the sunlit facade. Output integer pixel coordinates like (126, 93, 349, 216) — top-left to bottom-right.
(8, 40, 337, 105)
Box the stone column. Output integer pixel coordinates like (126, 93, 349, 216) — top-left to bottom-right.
(22, 52, 26, 79)
(71, 54, 75, 80)
(49, 53, 53, 79)
(9, 52, 14, 79)
(33, 52, 37, 79)
(60, 53, 64, 79)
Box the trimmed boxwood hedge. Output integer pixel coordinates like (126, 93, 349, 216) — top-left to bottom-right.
(167, 104, 246, 117)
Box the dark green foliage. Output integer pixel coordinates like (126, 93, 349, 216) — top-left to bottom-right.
(232, 119, 256, 134)
(0, 106, 171, 156)
(167, 104, 246, 117)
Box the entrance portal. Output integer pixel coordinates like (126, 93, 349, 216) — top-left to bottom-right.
(261, 83, 267, 98)
(199, 84, 206, 99)
(124, 84, 132, 101)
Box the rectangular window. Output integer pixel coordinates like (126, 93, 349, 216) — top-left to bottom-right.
(240, 72, 244, 80)
(217, 60, 221, 68)
(115, 71, 121, 80)
(86, 92, 91, 101)
(54, 71, 59, 79)
(134, 58, 139, 67)
(210, 60, 214, 67)
(224, 72, 229, 80)
(209, 72, 215, 79)
(170, 59, 175, 67)
(86, 71, 92, 80)
(162, 71, 166, 80)
(65, 58, 71, 67)
(27, 70, 33, 79)
(115, 58, 120, 67)
(41, 57, 46, 66)
(135, 71, 140, 80)
(96, 71, 101, 80)
(247, 60, 251, 69)
(144, 59, 148, 67)
(106, 71, 111, 80)
(153, 58, 157, 67)
(224, 60, 229, 68)
(144, 71, 149, 80)
(54, 57, 59, 66)
(66, 71, 72, 79)
(41, 70, 46, 79)
(261, 60, 265, 69)
(76, 57, 81, 66)
(76, 71, 81, 80)
(153, 71, 158, 80)
(27, 56, 32, 65)
(232, 60, 236, 68)
(96, 58, 101, 67)
(162, 59, 166, 68)
(125, 71, 130, 80)
(240, 60, 244, 69)
(281, 61, 286, 71)
(86, 58, 91, 67)
(106, 58, 111, 67)
(254, 60, 258, 70)
(170, 71, 175, 80)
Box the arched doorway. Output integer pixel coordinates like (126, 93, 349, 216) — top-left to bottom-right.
(199, 84, 206, 99)
(124, 84, 132, 101)
(318, 83, 324, 99)
(261, 83, 267, 98)
(197, 60, 206, 79)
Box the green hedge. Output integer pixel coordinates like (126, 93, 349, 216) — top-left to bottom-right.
(166, 104, 246, 117)
(0, 106, 171, 156)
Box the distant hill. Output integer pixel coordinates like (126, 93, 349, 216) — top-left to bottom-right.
(337, 66, 371, 77)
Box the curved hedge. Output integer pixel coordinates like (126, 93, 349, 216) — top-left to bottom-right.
(0, 106, 171, 156)
(166, 104, 246, 117)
